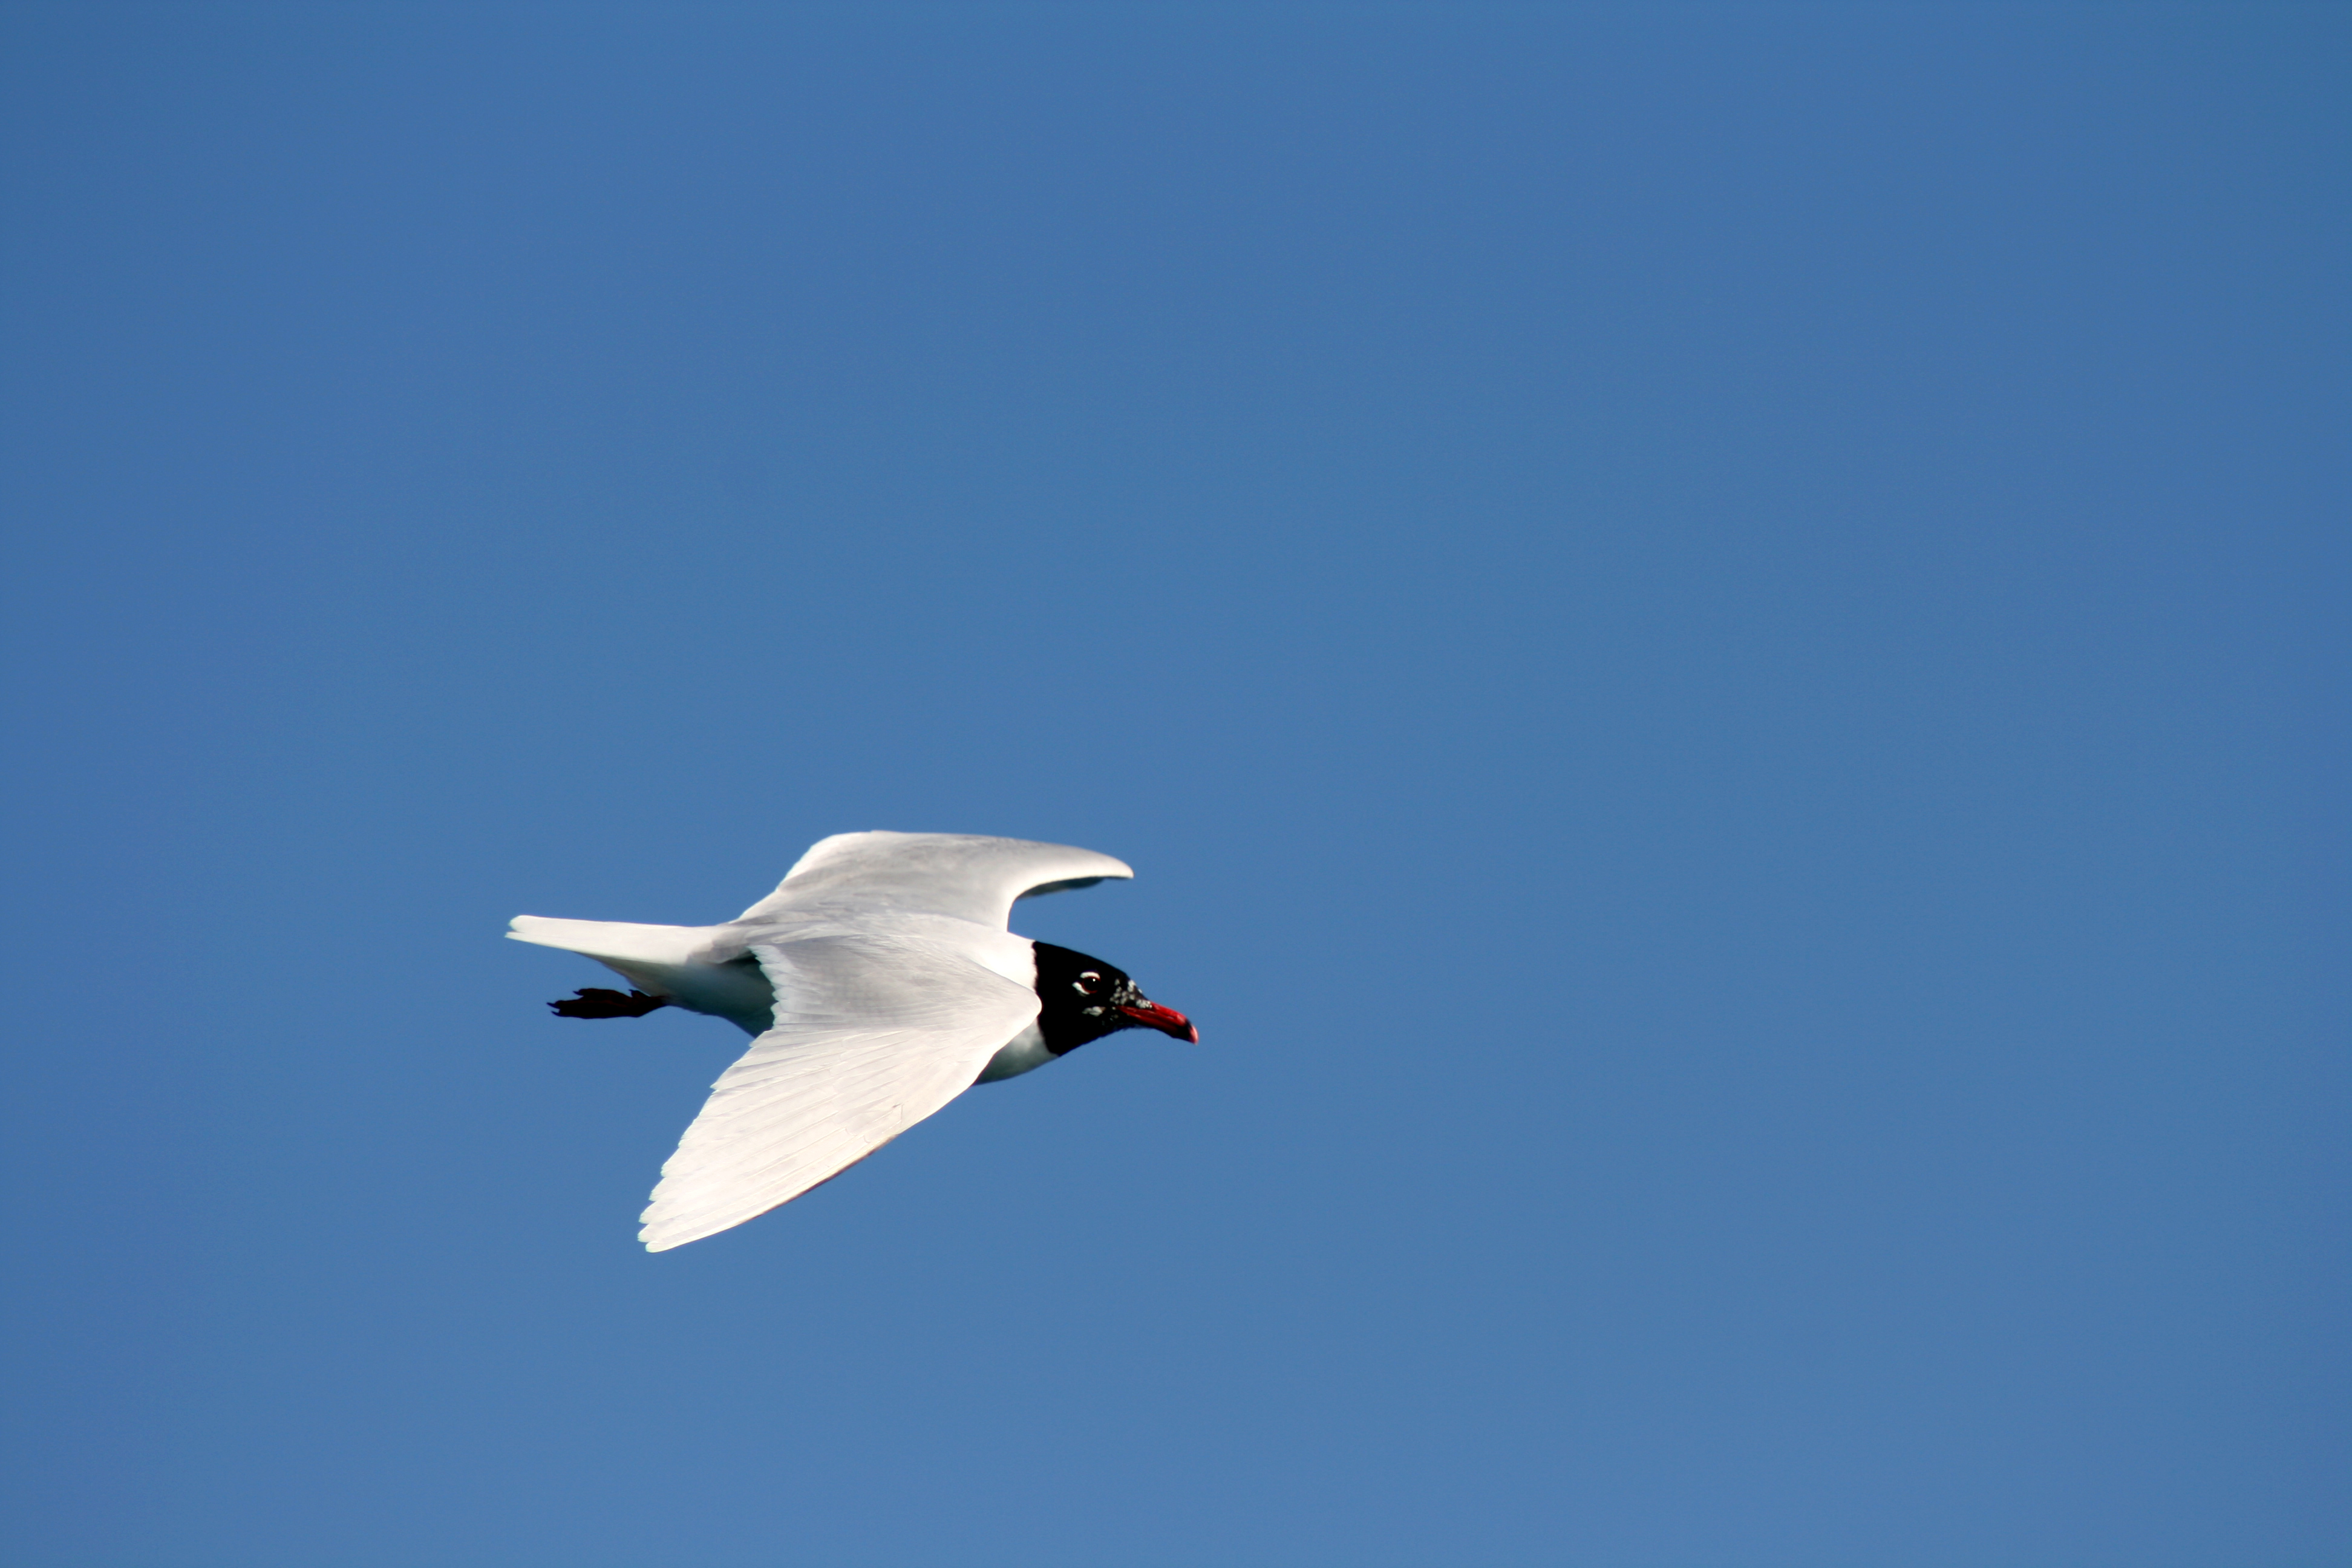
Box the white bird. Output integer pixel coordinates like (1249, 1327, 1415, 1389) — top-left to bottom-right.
(507, 831, 1198, 1250)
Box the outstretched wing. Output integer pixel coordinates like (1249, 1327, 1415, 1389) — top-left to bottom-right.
(638, 933, 1038, 1252)
(735, 831, 1132, 931)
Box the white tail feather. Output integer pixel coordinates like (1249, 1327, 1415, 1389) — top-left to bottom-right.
(505, 916, 719, 967)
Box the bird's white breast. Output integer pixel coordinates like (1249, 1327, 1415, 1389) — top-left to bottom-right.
(973, 1021, 1054, 1083)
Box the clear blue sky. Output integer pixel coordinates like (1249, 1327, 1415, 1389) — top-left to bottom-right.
(2, 5, 2344, 1565)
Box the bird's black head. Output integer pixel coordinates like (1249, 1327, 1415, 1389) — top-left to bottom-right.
(1030, 941, 1200, 1057)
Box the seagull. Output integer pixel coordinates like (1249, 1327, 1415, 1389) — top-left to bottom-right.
(507, 831, 1197, 1250)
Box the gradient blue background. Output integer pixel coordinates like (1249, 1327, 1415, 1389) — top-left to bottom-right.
(2, 5, 2344, 1565)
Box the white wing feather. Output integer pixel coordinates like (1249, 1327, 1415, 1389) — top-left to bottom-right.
(735, 831, 1132, 930)
(636, 932, 1039, 1251)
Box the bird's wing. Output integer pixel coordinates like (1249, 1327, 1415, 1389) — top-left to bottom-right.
(638, 932, 1039, 1251)
(734, 831, 1132, 930)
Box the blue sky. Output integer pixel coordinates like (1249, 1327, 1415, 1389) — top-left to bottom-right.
(1, 4, 2344, 1565)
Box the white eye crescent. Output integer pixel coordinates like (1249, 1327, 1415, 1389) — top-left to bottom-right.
(1075, 972, 1102, 994)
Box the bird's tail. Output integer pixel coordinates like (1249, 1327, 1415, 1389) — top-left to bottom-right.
(505, 916, 719, 967)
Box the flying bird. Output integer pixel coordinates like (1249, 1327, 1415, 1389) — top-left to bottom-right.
(508, 831, 1197, 1250)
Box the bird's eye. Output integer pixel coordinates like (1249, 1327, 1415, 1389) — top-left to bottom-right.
(1075, 972, 1102, 995)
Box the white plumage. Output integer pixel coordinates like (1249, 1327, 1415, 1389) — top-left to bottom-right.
(508, 832, 1138, 1250)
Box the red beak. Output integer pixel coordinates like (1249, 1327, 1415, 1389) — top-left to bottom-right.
(1117, 1002, 1200, 1043)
